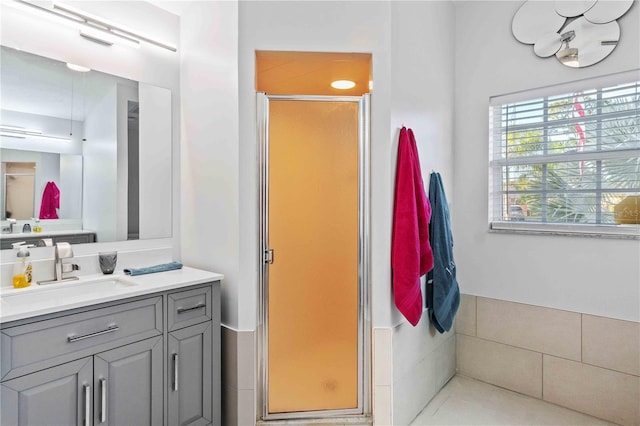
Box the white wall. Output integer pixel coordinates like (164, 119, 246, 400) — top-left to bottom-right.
(453, 1, 640, 322)
(179, 1, 241, 326)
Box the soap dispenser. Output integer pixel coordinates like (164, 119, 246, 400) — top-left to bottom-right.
(12, 242, 34, 288)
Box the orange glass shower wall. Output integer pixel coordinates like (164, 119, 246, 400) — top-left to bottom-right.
(267, 100, 359, 413)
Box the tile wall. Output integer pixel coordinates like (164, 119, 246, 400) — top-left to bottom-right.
(222, 327, 256, 426)
(390, 319, 456, 425)
(456, 295, 640, 426)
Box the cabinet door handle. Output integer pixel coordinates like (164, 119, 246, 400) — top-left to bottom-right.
(176, 303, 206, 314)
(100, 378, 107, 423)
(172, 353, 179, 391)
(68, 325, 119, 343)
(84, 384, 91, 426)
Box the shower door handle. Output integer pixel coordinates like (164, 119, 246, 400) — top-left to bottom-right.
(264, 249, 274, 264)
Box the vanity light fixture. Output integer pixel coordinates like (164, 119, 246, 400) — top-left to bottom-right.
(0, 125, 71, 142)
(79, 27, 140, 49)
(331, 80, 356, 90)
(66, 62, 91, 72)
(558, 30, 579, 67)
(9, 0, 176, 52)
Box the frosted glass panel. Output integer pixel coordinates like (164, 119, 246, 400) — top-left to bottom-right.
(268, 100, 359, 413)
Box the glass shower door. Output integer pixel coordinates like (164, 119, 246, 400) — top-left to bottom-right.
(261, 95, 368, 418)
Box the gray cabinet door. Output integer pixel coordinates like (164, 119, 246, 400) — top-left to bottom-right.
(1, 357, 93, 426)
(168, 322, 212, 426)
(94, 336, 163, 426)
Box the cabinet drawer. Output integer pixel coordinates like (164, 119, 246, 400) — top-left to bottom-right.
(1, 296, 162, 381)
(168, 286, 212, 331)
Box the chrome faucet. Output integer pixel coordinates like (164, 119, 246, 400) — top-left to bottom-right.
(38, 242, 80, 284)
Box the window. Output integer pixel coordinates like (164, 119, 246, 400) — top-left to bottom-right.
(489, 74, 639, 237)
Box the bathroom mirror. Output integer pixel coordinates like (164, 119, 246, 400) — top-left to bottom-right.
(512, 0, 634, 68)
(512, 1, 566, 45)
(0, 46, 172, 242)
(554, 1, 597, 18)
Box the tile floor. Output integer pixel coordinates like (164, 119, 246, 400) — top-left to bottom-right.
(410, 375, 617, 426)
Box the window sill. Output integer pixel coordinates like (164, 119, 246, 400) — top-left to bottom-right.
(489, 221, 640, 239)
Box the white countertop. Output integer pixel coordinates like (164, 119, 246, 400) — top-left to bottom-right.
(0, 266, 224, 324)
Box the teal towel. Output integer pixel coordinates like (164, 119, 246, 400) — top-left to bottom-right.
(124, 262, 183, 276)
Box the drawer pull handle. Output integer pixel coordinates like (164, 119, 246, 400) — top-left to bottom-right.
(176, 303, 206, 314)
(172, 353, 179, 391)
(84, 384, 91, 426)
(67, 325, 119, 343)
(100, 378, 107, 423)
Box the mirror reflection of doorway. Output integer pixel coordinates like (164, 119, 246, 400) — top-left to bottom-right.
(3, 162, 36, 220)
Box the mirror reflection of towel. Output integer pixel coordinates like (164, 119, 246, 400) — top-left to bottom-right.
(39, 181, 60, 219)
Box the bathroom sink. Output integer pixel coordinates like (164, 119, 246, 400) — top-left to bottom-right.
(0, 276, 138, 307)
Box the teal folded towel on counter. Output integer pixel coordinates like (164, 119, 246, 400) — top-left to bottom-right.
(124, 261, 183, 276)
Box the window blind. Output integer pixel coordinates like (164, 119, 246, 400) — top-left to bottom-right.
(489, 77, 640, 237)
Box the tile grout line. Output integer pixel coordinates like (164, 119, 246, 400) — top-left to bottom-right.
(580, 313, 584, 363)
(474, 296, 477, 337)
(541, 352, 544, 401)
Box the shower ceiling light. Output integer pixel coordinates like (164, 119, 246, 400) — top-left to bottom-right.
(331, 80, 356, 90)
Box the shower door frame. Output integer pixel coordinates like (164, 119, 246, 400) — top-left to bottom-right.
(257, 93, 371, 421)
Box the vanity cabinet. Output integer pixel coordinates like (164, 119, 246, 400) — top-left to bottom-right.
(0, 281, 220, 426)
(1, 337, 163, 426)
(168, 322, 213, 426)
(167, 286, 214, 426)
(0, 357, 93, 426)
(94, 336, 164, 426)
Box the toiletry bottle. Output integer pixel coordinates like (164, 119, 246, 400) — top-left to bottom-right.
(33, 218, 42, 233)
(12, 242, 34, 288)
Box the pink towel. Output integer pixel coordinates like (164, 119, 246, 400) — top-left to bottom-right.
(39, 181, 60, 219)
(391, 127, 434, 326)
